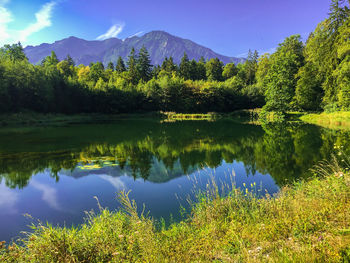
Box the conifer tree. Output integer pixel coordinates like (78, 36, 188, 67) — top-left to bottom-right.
(107, 62, 114, 71)
(179, 52, 191, 79)
(116, 56, 126, 73)
(127, 47, 139, 84)
(137, 45, 152, 81)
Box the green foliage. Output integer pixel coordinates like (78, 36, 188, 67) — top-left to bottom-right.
(115, 56, 126, 73)
(296, 62, 323, 111)
(179, 52, 191, 80)
(127, 47, 139, 84)
(222, 63, 238, 80)
(42, 51, 59, 67)
(263, 35, 304, 114)
(244, 49, 259, 85)
(137, 45, 152, 82)
(205, 58, 223, 81)
(0, 43, 27, 62)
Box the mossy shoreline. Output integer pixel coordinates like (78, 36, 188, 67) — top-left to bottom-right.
(300, 111, 350, 130)
(1, 160, 349, 262)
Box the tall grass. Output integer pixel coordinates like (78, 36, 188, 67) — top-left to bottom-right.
(1, 155, 349, 262)
(300, 111, 350, 129)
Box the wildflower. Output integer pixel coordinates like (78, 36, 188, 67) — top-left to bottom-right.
(118, 234, 124, 238)
(335, 172, 344, 178)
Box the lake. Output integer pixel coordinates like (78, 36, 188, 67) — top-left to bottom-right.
(0, 120, 348, 242)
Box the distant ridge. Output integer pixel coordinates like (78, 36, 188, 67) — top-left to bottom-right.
(24, 31, 245, 66)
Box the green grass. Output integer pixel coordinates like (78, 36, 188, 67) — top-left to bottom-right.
(1, 155, 349, 262)
(162, 109, 261, 124)
(300, 111, 350, 130)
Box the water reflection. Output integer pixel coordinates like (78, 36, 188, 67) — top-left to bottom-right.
(0, 121, 348, 189)
(0, 120, 348, 241)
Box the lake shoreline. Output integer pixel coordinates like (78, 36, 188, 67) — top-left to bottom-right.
(1, 161, 349, 262)
(300, 111, 350, 130)
(2, 110, 350, 130)
(0, 110, 262, 127)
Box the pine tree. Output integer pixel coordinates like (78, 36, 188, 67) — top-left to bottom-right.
(116, 56, 126, 73)
(245, 49, 259, 85)
(137, 45, 152, 81)
(65, 54, 75, 66)
(42, 51, 59, 67)
(197, 56, 207, 80)
(179, 52, 191, 79)
(107, 62, 114, 71)
(127, 47, 139, 84)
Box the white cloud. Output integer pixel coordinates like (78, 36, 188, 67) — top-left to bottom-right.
(18, 1, 57, 43)
(97, 23, 124, 40)
(0, 0, 13, 46)
(99, 175, 126, 191)
(31, 180, 62, 211)
(0, 183, 18, 214)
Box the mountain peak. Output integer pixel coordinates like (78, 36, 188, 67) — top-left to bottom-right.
(24, 31, 245, 66)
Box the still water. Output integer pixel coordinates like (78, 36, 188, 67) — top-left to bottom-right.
(0, 120, 348, 241)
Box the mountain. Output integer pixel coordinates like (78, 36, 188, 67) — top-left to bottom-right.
(24, 31, 245, 66)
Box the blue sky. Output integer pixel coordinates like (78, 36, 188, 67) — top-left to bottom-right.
(0, 0, 331, 57)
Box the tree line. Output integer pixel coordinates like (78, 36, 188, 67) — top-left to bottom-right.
(0, 0, 348, 115)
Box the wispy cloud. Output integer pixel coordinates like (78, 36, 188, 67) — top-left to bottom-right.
(0, 183, 18, 214)
(97, 23, 124, 40)
(31, 180, 62, 211)
(19, 1, 57, 43)
(0, 0, 13, 46)
(0, 1, 58, 47)
(99, 175, 126, 191)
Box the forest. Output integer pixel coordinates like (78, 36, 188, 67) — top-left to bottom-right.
(0, 0, 349, 116)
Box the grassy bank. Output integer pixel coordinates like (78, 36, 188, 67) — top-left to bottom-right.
(0, 110, 261, 127)
(1, 159, 349, 262)
(300, 112, 350, 130)
(162, 109, 261, 123)
(0, 112, 165, 127)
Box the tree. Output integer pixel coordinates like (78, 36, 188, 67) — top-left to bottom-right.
(205, 58, 223, 81)
(245, 50, 259, 85)
(127, 47, 139, 84)
(0, 42, 27, 62)
(162, 57, 177, 73)
(222, 63, 238, 80)
(197, 57, 207, 80)
(295, 62, 323, 111)
(42, 51, 59, 67)
(189, 59, 198, 80)
(137, 45, 152, 82)
(334, 16, 350, 109)
(263, 35, 304, 114)
(116, 56, 126, 73)
(65, 54, 75, 66)
(57, 60, 73, 77)
(107, 62, 114, 71)
(179, 52, 191, 80)
(89, 62, 105, 83)
(256, 53, 271, 90)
